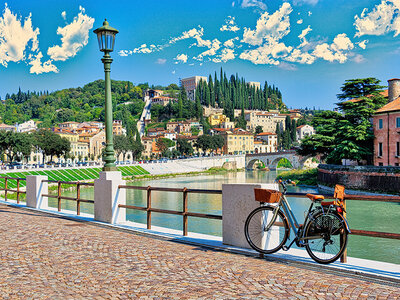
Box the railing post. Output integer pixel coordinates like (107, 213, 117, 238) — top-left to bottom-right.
(76, 182, 81, 216)
(16, 179, 20, 204)
(57, 181, 62, 212)
(183, 187, 188, 236)
(147, 186, 152, 230)
(94, 171, 126, 224)
(340, 198, 348, 263)
(26, 175, 48, 209)
(4, 177, 7, 201)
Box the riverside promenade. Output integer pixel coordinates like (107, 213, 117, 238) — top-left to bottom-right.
(0, 204, 399, 299)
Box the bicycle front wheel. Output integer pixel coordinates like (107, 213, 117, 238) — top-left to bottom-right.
(304, 211, 348, 264)
(244, 206, 289, 254)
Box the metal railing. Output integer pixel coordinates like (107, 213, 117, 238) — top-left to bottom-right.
(286, 192, 400, 262)
(42, 180, 94, 215)
(118, 185, 222, 236)
(1, 175, 399, 264)
(0, 176, 26, 203)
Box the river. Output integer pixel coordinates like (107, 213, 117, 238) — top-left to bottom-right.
(49, 170, 400, 264)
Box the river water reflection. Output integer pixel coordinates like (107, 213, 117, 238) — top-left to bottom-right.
(51, 170, 400, 264)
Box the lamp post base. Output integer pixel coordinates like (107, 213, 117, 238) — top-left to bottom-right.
(103, 166, 118, 172)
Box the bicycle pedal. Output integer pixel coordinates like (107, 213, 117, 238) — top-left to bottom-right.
(282, 246, 288, 251)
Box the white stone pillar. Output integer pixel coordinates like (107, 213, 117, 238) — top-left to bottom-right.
(94, 171, 126, 224)
(222, 183, 278, 248)
(26, 175, 48, 209)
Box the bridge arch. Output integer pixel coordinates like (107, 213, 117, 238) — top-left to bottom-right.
(245, 151, 306, 170)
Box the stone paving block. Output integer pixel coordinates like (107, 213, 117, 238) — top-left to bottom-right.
(0, 204, 399, 299)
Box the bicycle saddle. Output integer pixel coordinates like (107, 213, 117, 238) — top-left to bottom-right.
(306, 193, 325, 202)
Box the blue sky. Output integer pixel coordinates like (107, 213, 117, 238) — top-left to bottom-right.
(0, 0, 399, 109)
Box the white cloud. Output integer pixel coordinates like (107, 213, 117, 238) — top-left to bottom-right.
(29, 52, 58, 74)
(352, 53, 366, 63)
(293, 0, 319, 6)
(312, 33, 354, 63)
(61, 11, 66, 20)
(239, 41, 292, 65)
(220, 16, 240, 32)
(156, 58, 166, 64)
(278, 61, 297, 71)
(357, 40, 368, 49)
(284, 48, 315, 64)
(223, 37, 239, 48)
(0, 4, 40, 67)
(47, 6, 94, 61)
(298, 25, 312, 47)
(331, 33, 354, 51)
(241, 0, 267, 10)
(297, 19, 303, 24)
(354, 0, 400, 37)
(193, 39, 221, 61)
(135, 44, 160, 54)
(174, 53, 188, 64)
(170, 27, 211, 47)
(220, 48, 236, 62)
(242, 2, 293, 46)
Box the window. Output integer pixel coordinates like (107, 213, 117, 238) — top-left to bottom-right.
(397, 117, 400, 128)
(378, 119, 383, 129)
(379, 162, 383, 166)
(378, 143, 383, 157)
(397, 142, 400, 157)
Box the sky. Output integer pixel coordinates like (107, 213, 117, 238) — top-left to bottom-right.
(0, 0, 399, 109)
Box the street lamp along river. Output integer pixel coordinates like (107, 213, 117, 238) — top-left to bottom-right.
(94, 19, 119, 171)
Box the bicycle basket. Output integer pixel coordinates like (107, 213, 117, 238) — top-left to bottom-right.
(254, 189, 282, 203)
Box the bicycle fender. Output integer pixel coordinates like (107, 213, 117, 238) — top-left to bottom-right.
(337, 213, 351, 234)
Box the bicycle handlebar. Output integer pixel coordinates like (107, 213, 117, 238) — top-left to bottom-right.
(276, 178, 296, 193)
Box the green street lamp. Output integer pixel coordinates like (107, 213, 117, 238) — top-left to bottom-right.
(94, 19, 119, 171)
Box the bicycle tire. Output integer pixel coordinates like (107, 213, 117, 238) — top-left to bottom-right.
(304, 211, 348, 264)
(244, 206, 289, 254)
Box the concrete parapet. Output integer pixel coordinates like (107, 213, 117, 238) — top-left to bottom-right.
(222, 183, 278, 248)
(94, 171, 126, 224)
(26, 175, 48, 209)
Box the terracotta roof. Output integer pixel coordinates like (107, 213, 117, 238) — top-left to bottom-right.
(375, 96, 400, 113)
(388, 78, 400, 81)
(256, 132, 276, 136)
(296, 125, 308, 129)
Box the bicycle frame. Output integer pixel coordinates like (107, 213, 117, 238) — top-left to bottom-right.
(264, 192, 319, 247)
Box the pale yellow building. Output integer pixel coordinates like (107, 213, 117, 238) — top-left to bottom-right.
(208, 113, 230, 127)
(214, 128, 254, 155)
(89, 130, 106, 161)
(255, 132, 278, 153)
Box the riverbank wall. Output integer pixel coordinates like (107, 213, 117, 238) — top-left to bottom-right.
(140, 155, 246, 175)
(318, 164, 400, 193)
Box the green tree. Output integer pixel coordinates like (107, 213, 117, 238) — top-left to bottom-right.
(33, 129, 70, 163)
(176, 138, 193, 156)
(337, 78, 385, 100)
(255, 125, 263, 134)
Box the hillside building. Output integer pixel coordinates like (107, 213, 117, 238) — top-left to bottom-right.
(296, 124, 315, 141)
(181, 76, 207, 101)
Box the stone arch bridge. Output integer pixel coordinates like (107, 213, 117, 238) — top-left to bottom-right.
(245, 151, 308, 170)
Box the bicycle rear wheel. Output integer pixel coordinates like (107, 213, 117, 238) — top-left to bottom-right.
(304, 211, 348, 264)
(244, 206, 289, 254)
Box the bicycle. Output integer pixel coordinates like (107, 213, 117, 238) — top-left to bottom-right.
(244, 179, 350, 264)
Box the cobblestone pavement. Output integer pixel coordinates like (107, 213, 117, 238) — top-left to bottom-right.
(0, 204, 399, 299)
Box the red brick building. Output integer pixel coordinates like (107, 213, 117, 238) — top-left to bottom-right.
(373, 78, 400, 166)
